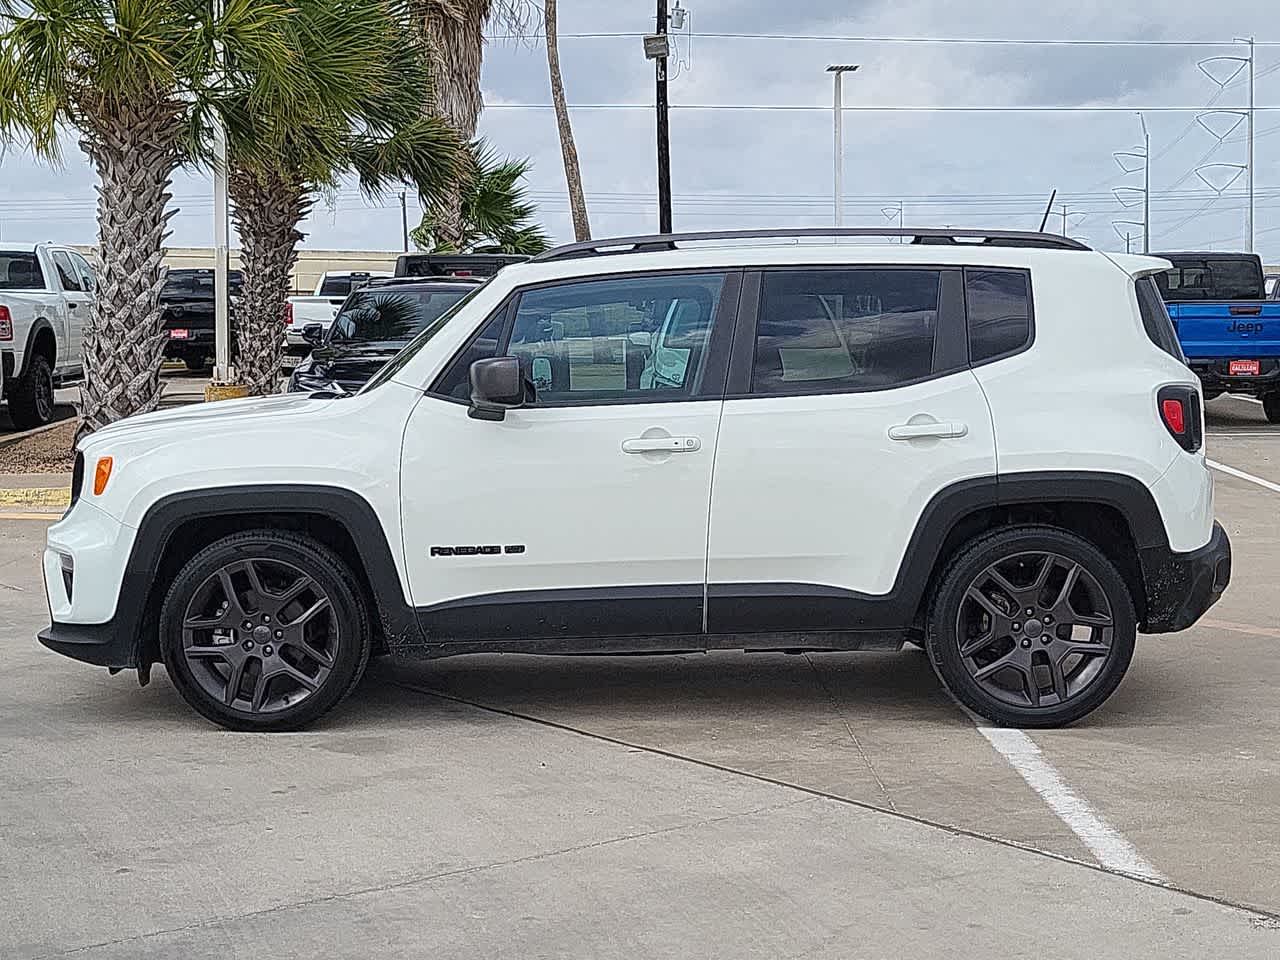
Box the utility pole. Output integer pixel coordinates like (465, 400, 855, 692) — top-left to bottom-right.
(1060, 204, 1068, 236)
(212, 0, 231, 385)
(827, 65, 858, 227)
(1244, 36, 1255, 251)
(399, 191, 409, 252)
(1127, 232, 1132, 254)
(655, 0, 672, 233)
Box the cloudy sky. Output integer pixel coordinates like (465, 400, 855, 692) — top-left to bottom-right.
(1, 0, 1277, 259)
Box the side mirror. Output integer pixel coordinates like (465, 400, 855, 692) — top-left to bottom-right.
(628, 330, 652, 348)
(468, 356, 525, 421)
(301, 323, 325, 345)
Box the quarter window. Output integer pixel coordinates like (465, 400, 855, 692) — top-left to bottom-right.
(751, 269, 940, 395)
(1135, 276, 1185, 362)
(965, 269, 1032, 364)
(507, 273, 725, 403)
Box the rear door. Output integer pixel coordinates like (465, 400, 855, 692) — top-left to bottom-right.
(65, 251, 96, 365)
(48, 250, 88, 374)
(705, 266, 998, 636)
(400, 269, 739, 645)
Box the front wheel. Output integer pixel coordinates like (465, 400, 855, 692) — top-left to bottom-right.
(159, 530, 371, 731)
(925, 526, 1136, 728)
(1262, 392, 1280, 424)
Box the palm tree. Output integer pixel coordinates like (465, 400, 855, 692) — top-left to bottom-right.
(415, 0, 537, 248)
(0, 0, 302, 437)
(544, 0, 590, 241)
(410, 141, 549, 254)
(221, 0, 462, 395)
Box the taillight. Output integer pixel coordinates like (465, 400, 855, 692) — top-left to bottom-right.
(1157, 386, 1202, 453)
(0, 305, 11, 340)
(284, 303, 293, 325)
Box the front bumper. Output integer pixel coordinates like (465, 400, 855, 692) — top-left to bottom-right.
(1140, 521, 1231, 633)
(38, 618, 137, 669)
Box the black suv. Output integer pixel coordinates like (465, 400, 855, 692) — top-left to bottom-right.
(286, 278, 481, 394)
(160, 269, 242, 371)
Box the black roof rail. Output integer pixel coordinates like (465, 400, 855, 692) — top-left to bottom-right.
(531, 228, 1091, 263)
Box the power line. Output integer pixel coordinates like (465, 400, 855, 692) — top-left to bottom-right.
(486, 32, 1280, 47)
(484, 103, 1280, 112)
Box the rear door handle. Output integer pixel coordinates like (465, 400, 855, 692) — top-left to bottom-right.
(888, 421, 968, 441)
(622, 436, 701, 454)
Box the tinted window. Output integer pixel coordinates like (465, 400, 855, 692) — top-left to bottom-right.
(1155, 256, 1264, 301)
(329, 287, 470, 344)
(52, 251, 82, 292)
(359, 282, 492, 394)
(966, 269, 1032, 364)
(1135, 277, 1185, 362)
(433, 308, 508, 400)
(0, 252, 45, 290)
(507, 273, 725, 403)
(68, 251, 96, 292)
(161, 270, 243, 298)
(318, 274, 375, 297)
(752, 269, 939, 395)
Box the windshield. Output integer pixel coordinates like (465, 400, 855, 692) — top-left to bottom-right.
(359, 281, 492, 394)
(161, 270, 243, 298)
(328, 287, 471, 345)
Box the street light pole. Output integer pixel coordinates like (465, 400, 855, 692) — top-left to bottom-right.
(1141, 113, 1151, 253)
(399, 190, 409, 252)
(655, 0, 672, 233)
(827, 65, 858, 227)
(212, 0, 231, 384)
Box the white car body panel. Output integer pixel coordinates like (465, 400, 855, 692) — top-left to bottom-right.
(1, 243, 92, 388)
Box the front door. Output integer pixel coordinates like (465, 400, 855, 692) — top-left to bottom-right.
(706, 266, 1000, 635)
(400, 269, 740, 645)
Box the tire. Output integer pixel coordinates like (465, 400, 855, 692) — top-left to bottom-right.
(1263, 393, 1280, 424)
(8, 354, 56, 429)
(159, 530, 371, 731)
(184, 355, 211, 372)
(924, 525, 1136, 728)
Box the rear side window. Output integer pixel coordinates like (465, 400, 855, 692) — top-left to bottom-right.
(751, 269, 940, 395)
(52, 251, 82, 292)
(0, 252, 45, 290)
(1135, 277, 1185, 362)
(1155, 256, 1264, 301)
(965, 269, 1032, 364)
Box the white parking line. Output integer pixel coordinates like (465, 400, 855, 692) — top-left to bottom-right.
(1208, 458, 1280, 495)
(976, 725, 1167, 883)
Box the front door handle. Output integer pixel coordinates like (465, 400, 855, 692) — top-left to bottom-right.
(888, 421, 968, 441)
(622, 436, 701, 454)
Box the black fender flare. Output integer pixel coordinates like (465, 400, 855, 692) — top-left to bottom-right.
(116, 485, 421, 665)
(16, 316, 56, 381)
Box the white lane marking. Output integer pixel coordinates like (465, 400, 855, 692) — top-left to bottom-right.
(1208, 458, 1280, 494)
(975, 725, 1167, 883)
(1228, 394, 1264, 405)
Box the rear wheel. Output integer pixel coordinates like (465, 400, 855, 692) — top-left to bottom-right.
(1262, 392, 1280, 424)
(8, 354, 56, 429)
(925, 525, 1136, 728)
(159, 530, 371, 731)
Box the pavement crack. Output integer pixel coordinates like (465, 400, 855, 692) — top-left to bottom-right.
(30, 797, 813, 959)
(802, 653, 898, 812)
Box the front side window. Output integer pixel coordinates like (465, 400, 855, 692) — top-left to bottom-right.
(752, 269, 940, 395)
(52, 251, 82, 292)
(507, 272, 725, 403)
(966, 269, 1032, 364)
(329, 287, 470, 344)
(68, 251, 96, 292)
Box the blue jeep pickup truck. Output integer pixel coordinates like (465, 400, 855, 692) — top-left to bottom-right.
(1153, 252, 1280, 423)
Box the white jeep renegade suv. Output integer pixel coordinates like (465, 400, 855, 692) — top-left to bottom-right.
(39, 229, 1231, 731)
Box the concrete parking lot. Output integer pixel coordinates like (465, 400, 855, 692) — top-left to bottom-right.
(2, 395, 1279, 958)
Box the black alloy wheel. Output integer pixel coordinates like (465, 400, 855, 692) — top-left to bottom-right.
(160, 531, 370, 731)
(926, 526, 1136, 728)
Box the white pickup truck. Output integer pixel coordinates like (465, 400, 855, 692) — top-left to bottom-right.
(284, 270, 390, 357)
(1, 244, 94, 428)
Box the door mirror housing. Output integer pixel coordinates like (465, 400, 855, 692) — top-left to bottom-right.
(468, 356, 526, 421)
(301, 323, 325, 346)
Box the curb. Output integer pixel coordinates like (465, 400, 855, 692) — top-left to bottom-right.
(0, 487, 71, 509)
(0, 412, 75, 449)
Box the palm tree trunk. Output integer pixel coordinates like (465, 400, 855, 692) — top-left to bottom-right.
(76, 106, 184, 441)
(229, 167, 310, 396)
(419, 0, 490, 249)
(544, 0, 589, 241)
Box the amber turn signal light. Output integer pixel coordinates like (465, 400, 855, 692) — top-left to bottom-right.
(93, 457, 113, 496)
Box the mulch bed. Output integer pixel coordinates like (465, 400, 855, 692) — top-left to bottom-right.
(0, 419, 78, 473)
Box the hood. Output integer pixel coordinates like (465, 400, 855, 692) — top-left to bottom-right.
(80, 392, 327, 452)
